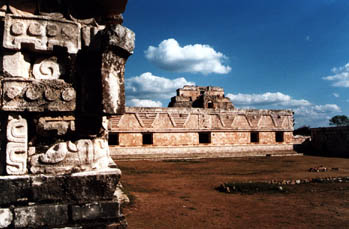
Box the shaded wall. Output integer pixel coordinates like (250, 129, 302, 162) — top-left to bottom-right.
(311, 127, 349, 155)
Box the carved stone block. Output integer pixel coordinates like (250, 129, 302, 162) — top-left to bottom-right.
(3, 14, 81, 54)
(6, 115, 28, 175)
(30, 138, 116, 174)
(2, 52, 31, 78)
(1, 78, 76, 112)
(37, 116, 75, 136)
(33, 56, 65, 80)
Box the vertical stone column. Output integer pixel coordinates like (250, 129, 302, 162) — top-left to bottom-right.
(6, 115, 28, 175)
(100, 18, 135, 115)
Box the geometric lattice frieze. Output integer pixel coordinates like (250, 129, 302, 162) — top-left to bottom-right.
(258, 115, 275, 128)
(4, 14, 81, 54)
(136, 113, 157, 128)
(169, 113, 190, 128)
(232, 115, 250, 129)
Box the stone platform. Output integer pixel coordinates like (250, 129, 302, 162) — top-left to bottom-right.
(110, 145, 300, 161)
(0, 170, 127, 228)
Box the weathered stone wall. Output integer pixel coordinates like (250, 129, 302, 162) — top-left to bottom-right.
(109, 107, 295, 159)
(153, 133, 199, 146)
(211, 132, 250, 145)
(311, 127, 349, 155)
(119, 133, 143, 147)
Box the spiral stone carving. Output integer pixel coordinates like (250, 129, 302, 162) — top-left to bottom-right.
(33, 57, 64, 80)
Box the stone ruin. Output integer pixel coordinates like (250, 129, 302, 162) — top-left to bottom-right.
(0, 0, 134, 228)
(169, 85, 234, 109)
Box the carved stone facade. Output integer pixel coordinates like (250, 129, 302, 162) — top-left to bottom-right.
(109, 100, 295, 160)
(0, 0, 133, 227)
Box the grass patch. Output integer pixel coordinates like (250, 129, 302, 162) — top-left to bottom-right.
(216, 182, 287, 194)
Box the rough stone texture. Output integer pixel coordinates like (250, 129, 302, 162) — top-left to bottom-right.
(71, 201, 120, 222)
(31, 171, 121, 203)
(6, 115, 28, 175)
(169, 86, 234, 109)
(1, 78, 76, 112)
(14, 204, 68, 228)
(2, 52, 31, 78)
(3, 14, 81, 54)
(153, 133, 198, 147)
(100, 24, 135, 115)
(118, 133, 143, 147)
(311, 126, 349, 155)
(30, 138, 116, 175)
(211, 132, 250, 145)
(259, 132, 276, 144)
(0, 175, 30, 206)
(0, 208, 13, 228)
(101, 50, 126, 114)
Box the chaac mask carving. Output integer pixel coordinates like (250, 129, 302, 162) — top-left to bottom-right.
(0, 0, 134, 175)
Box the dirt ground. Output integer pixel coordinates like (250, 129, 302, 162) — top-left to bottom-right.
(117, 155, 349, 229)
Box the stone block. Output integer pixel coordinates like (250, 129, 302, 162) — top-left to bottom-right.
(66, 171, 121, 202)
(0, 208, 13, 228)
(31, 175, 66, 203)
(3, 14, 81, 54)
(71, 201, 120, 222)
(1, 78, 76, 112)
(33, 56, 65, 80)
(30, 139, 116, 175)
(14, 204, 68, 228)
(37, 116, 75, 136)
(30, 171, 121, 203)
(2, 52, 31, 78)
(0, 176, 30, 206)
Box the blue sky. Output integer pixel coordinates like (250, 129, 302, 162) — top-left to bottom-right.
(122, 0, 349, 128)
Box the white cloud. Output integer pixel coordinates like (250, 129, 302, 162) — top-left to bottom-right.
(226, 92, 311, 107)
(323, 63, 349, 87)
(333, 93, 340, 98)
(145, 39, 231, 75)
(226, 92, 341, 127)
(127, 99, 162, 107)
(125, 72, 195, 103)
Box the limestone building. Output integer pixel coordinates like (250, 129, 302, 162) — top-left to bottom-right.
(109, 86, 295, 160)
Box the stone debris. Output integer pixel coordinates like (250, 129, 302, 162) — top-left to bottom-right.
(308, 166, 330, 173)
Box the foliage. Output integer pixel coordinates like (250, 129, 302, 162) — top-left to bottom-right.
(329, 115, 349, 127)
(293, 125, 311, 136)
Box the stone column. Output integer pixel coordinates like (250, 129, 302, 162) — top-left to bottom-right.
(100, 16, 135, 115)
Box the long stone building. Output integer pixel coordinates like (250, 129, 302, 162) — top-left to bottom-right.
(109, 86, 295, 160)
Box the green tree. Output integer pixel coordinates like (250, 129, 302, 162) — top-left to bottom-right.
(329, 115, 349, 127)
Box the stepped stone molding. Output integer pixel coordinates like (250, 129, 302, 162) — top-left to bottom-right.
(3, 14, 81, 54)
